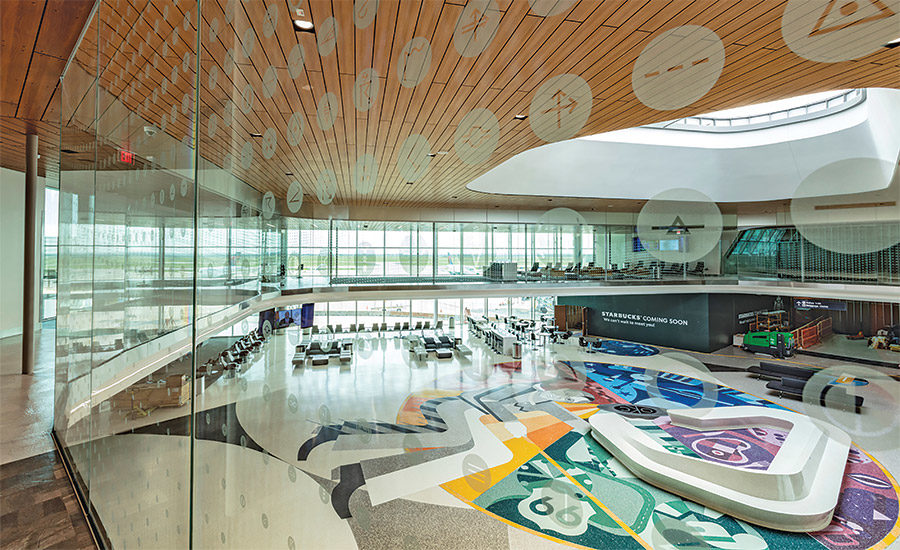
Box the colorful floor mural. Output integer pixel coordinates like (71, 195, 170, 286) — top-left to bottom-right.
(296, 361, 900, 549)
(590, 340, 660, 357)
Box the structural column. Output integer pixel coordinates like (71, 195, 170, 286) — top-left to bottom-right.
(22, 133, 38, 375)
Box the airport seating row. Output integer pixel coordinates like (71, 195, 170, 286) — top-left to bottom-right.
(748, 361, 864, 412)
(521, 261, 707, 281)
(408, 334, 457, 360)
(293, 339, 353, 367)
(199, 329, 268, 378)
(308, 320, 444, 337)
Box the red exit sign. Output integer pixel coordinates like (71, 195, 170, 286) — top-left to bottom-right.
(119, 150, 134, 164)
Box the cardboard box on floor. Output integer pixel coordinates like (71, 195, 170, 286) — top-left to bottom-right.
(110, 374, 189, 411)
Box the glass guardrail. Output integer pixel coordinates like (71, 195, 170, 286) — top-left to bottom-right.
(647, 89, 865, 133)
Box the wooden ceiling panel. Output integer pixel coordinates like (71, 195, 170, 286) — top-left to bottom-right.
(2, 0, 898, 212)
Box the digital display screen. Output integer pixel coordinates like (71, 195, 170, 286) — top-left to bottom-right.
(794, 299, 847, 311)
(659, 239, 681, 251)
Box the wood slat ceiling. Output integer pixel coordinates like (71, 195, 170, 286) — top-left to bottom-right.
(0, 0, 95, 178)
(17, 0, 900, 210)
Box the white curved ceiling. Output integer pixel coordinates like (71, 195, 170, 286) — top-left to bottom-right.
(467, 88, 900, 203)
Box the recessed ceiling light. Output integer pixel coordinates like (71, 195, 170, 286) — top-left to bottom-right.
(885, 37, 900, 48)
(406, 181, 414, 185)
(286, 172, 293, 175)
(427, 153, 436, 157)
(548, 199, 552, 201)
(451, 196, 457, 199)
(293, 19, 314, 32)
(513, 114, 527, 120)
(250, 132, 262, 138)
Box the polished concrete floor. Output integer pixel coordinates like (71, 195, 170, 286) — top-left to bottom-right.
(0, 323, 57, 465)
(52, 326, 900, 550)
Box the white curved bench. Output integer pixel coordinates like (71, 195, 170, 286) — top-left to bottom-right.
(589, 405, 850, 532)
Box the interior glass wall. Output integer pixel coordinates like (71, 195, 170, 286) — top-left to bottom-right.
(42, 186, 59, 320)
(50, 3, 898, 549)
(55, 2, 198, 547)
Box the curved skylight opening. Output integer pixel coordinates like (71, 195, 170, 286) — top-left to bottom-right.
(647, 89, 865, 133)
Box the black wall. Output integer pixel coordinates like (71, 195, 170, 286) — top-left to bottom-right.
(558, 294, 712, 351)
(708, 294, 785, 350)
(559, 293, 781, 353)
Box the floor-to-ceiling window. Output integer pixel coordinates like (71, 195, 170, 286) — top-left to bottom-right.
(41, 186, 59, 320)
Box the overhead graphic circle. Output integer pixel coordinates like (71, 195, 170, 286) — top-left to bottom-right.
(262, 191, 276, 220)
(353, 0, 379, 28)
(223, 48, 236, 74)
(453, 0, 502, 57)
(352, 154, 378, 194)
(317, 17, 338, 57)
(528, 0, 577, 17)
(286, 181, 304, 213)
(454, 108, 499, 165)
(646, 352, 718, 409)
(207, 65, 219, 90)
(801, 365, 900, 453)
(316, 170, 337, 205)
(263, 3, 279, 38)
(536, 207, 586, 233)
(353, 68, 380, 112)
(790, 158, 899, 254)
(262, 65, 279, 98)
(529, 74, 593, 142)
(287, 43, 306, 79)
(287, 112, 305, 146)
(632, 25, 725, 111)
(240, 141, 254, 169)
(261, 128, 277, 159)
(240, 203, 251, 218)
(240, 83, 255, 113)
(636, 187, 723, 264)
(315, 249, 330, 275)
(241, 26, 256, 58)
(782, 0, 900, 62)
(461, 454, 492, 493)
(397, 234, 431, 275)
(358, 241, 377, 276)
(209, 17, 219, 42)
(181, 179, 189, 197)
(397, 37, 432, 88)
(397, 134, 431, 182)
(223, 100, 234, 126)
(317, 92, 339, 131)
(224, 0, 237, 24)
(169, 183, 176, 201)
(207, 113, 218, 138)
